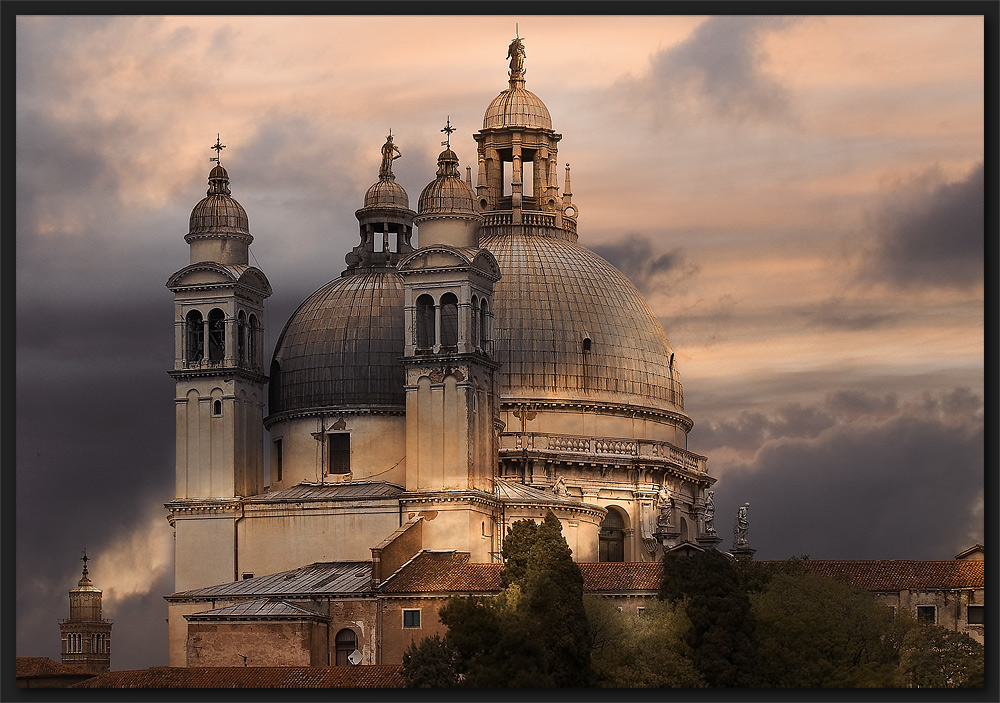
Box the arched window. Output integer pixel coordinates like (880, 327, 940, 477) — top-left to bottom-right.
(416, 294, 435, 350)
(208, 309, 225, 361)
(212, 399, 223, 417)
(599, 509, 625, 562)
(479, 299, 490, 344)
(186, 310, 204, 362)
(248, 314, 258, 367)
(335, 628, 358, 666)
(440, 293, 458, 349)
(237, 310, 247, 364)
(471, 295, 480, 348)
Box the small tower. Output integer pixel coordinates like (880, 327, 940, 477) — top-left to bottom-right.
(347, 132, 416, 270)
(474, 33, 572, 228)
(398, 123, 502, 561)
(165, 138, 272, 591)
(59, 551, 112, 673)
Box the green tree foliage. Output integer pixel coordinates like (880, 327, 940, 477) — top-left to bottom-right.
(500, 517, 539, 588)
(586, 596, 704, 688)
(407, 512, 592, 687)
(519, 511, 593, 686)
(401, 634, 459, 688)
(899, 623, 985, 688)
(659, 549, 757, 686)
(751, 569, 907, 687)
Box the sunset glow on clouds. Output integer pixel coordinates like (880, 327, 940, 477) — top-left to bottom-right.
(14, 13, 985, 669)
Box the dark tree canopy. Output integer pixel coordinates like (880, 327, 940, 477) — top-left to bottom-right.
(660, 548, 758, 687)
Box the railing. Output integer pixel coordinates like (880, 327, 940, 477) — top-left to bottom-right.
(481, 211, 577, 240)
(503, 432, 708, 473)
(177, 358, 265, 373)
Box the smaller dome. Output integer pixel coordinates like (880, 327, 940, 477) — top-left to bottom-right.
(364, 179, 409, 209)
(188, 164, 250, 236)
(484, 86, 552, 130)
(417, 148, 477, 217)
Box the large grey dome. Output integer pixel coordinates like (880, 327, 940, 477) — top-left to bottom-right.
(481, 231, 684, 412)
(268, 234, 683, 417)
(268, 271, 406, 416)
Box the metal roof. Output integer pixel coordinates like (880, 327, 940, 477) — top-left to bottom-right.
(248, 481, 404, 503)
(269, 270, 407, 414)
(495, 478, 599, 510)
(482, 231, 684, 411)
(184, 599, 330, 621)
(166, 562, 373, 601)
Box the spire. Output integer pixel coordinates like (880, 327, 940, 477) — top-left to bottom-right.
(78, 549, 92, 586)
(440, 116, 455, 149)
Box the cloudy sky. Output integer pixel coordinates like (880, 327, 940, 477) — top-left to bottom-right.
(14, 13, 986, 670)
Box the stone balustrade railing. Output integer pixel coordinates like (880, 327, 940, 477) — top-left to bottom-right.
(504, 432, 707, 473)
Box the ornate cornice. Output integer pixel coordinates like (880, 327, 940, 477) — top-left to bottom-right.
(263, 405, 406, 429)
(502, 399, 694, 431)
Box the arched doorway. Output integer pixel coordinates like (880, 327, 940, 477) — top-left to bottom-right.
(334, 628, 358, 666)
(599, 509, 625, 562)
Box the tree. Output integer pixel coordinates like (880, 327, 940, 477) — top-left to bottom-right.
(401, 634, 459, 688)
(659, 549, 757, 687)
(586, 597, 704, 688)
(751, 569, 906, 687)
(500, 518, 539, 588)
(409, 512, 593, 687)
(899, 623, 984, 688)
(519, 511, 593, 686)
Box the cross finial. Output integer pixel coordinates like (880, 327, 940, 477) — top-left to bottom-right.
(210, 134, 226, 165)
(81, 549, 89, 576)
(440, 117, 455, 148)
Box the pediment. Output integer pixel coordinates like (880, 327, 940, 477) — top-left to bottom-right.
(398, 246, 471, 271)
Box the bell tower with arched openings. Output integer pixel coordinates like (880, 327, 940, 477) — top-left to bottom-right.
(165, 138, 272, 591)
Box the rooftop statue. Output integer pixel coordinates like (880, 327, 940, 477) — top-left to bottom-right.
(507, 36, 526, 76)
(733, 502, 750, 547)
(379, 134, 401, 180)
(703, 490, 716, 535)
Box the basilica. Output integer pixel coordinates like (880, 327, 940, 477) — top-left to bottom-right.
(162, 37, 719, 667)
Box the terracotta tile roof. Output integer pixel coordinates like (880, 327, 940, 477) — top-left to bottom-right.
(380, 551, 503, 594)
(579, 562, 664, 591)
(381, 552, 670, 594)
(16, 657, 93, 678)
(799, 560, 984, 592)
(72, 665, 405, 688)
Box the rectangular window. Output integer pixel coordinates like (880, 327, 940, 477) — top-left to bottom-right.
(967, 605, 984, 625)
(242, 572, 254, 580)
(636, 607, 646, 616)
(916, 606, 936, 625)
(403, 609, 421, 628)
(274, 438, 283, 482)
(329, 434, 350, 474)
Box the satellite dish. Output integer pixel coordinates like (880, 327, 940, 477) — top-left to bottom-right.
(347, 649, 362, 666)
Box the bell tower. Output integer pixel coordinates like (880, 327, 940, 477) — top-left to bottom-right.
(398, 124, 502, 561)
(165, 138, 272, 591)
(60, 551, 112, 674)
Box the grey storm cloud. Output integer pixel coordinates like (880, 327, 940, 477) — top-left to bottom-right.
(700, 388, 983, 560)
(863, 162, 984, 289)
(646, 16, 798, 124)
(590, 235, 695, 295)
